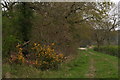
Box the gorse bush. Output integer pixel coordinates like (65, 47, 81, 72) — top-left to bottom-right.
(9, 42, 66, 70)
(94, 46, 119, 56)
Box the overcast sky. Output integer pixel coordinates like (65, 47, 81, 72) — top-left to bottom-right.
(111, 0, 120, 4)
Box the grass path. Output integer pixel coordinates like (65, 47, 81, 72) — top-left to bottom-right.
(85, 52, 96, 78)
(87, 50, 118, 78)
(3, 49, 118, 78)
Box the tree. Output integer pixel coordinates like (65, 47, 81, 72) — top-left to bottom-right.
(2, 2, 34, 57)
(16, 2, 33, 41)
(89, 2, 116, 47)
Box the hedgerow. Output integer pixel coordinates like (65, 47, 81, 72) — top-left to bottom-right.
(94, 46, 119, 57)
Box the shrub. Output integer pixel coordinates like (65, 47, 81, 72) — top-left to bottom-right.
(9, 42, 66, 70)
(3, 35, 22, 57)
(94, 46, 119, 56)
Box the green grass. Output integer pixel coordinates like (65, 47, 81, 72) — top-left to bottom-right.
(2, 49, 118, 78)
(88, 49, 118, 78)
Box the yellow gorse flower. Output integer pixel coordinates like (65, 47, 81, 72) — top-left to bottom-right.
(16, 44, 21, 48)
(51, 43, 55, 46)
(59, 54, 63, 58)
(38, 44, 40, 46)
(34, 43, 37, 46)
(35, 60, 38, 64)
(22, 57, 25, 63)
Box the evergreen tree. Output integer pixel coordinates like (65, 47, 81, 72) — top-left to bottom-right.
(17, 2, 33, 42)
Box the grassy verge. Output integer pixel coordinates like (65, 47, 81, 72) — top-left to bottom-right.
(2, 49, 118, 78)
